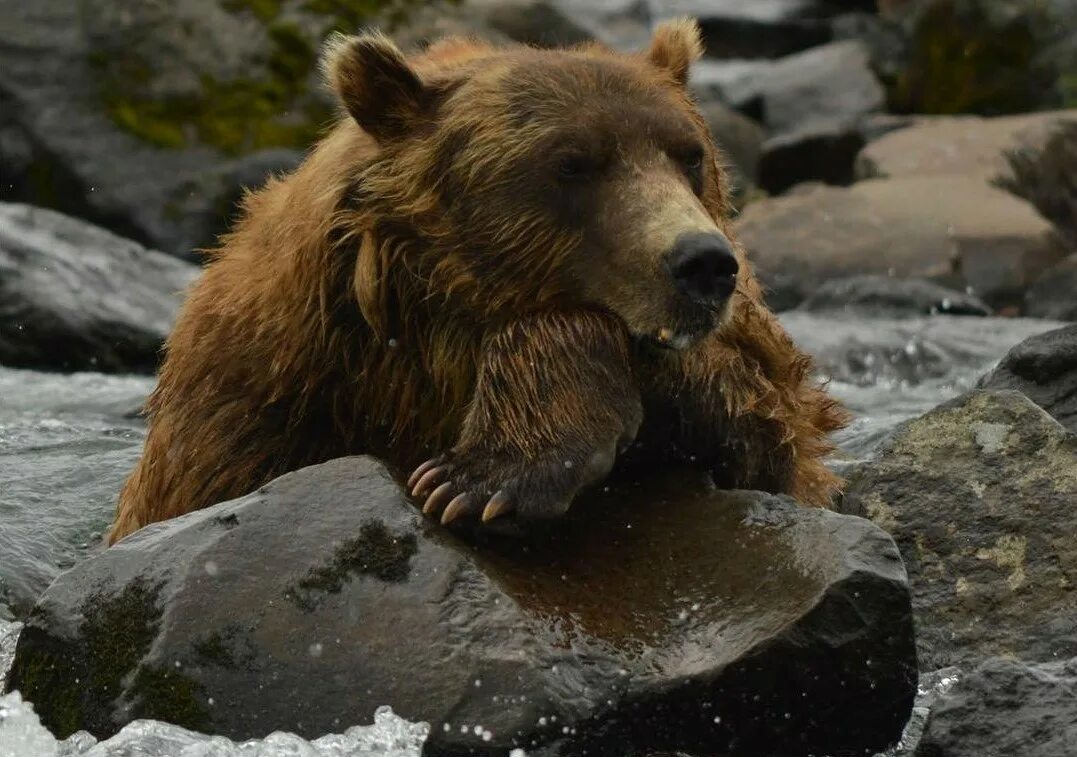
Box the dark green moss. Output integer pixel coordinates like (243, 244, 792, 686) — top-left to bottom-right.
(192, 625, 256, 669)
(223, 0, 283, 23)
(130, 665, 212, 731)
(890, 0, 1057, 115)
(90, 0, 455, 155)
(287, 521, 418, 611)
(3, 629, 84, 737)
(5, 577, 165, 738)
(93, 14, 326, 155)
(79, 578, 164, 702)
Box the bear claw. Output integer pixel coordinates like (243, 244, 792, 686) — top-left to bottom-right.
(441, 493, 473, 525)
(411, 464, 446, 497)
(482, 491, 513, 522)
(407, 458, 441, 490)
(423, 481, 455, 515)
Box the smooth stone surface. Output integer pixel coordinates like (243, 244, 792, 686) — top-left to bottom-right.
(798, 275, 992, 318)
(6, 457, 917, 756)
(915, 657, 1077, 757)
(0, 203, 198, 373)
(719, 40, 885, 136)
(758, 121, 866, 194)
(736, 177, 1065, 309)
(978, 325, 1077, 435)
(841, 390, 1077, 671)
(855, 111, 1077, 184)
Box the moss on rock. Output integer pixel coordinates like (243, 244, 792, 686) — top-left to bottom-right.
(288, 521, 417, 610)
(90, 0, 449, 155)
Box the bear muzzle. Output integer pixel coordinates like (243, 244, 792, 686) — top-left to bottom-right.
(667, 231, 739, 307)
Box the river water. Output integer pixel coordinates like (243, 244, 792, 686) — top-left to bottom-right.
(0, 312, 1062, 755)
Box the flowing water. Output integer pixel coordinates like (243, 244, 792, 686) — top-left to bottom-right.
(0, 312, 1063, 755)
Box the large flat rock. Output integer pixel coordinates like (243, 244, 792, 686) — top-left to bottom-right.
(0, 203, 199, 373)
(856, 111, 1077, 185)
(735, 177, 1065, 309)
(6, 457, 917, 756)
(841, 390, 1077, 671)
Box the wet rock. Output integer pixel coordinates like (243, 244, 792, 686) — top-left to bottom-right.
(1025, 255, 1077, 322)
(653, 1, 876, 60)
(0, 203, 199, 373)
(6, 456, 917, 756)
(840, 390, 1077, 671)
(798, 275, 991, 318)
(997, 121, 1077, 247)
(915, 657, 1077, 757)
(735, 177, 1066, 309)
(472, 0, 592, 48)
(553, 0, 652, 50)
(856, 111, 1077, 186)
(698, 101, 765, 195)
(719, 40, 885, 137)
(0, 0, 432, 258)
(758, 122, 865, 194)
(978, 325, 1077, 435)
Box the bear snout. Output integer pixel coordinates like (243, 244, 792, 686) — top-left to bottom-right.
(667, 232, 739, 305)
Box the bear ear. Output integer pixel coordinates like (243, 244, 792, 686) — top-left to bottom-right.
(322, 31, 426, 142)
(645, 18, 703, 87)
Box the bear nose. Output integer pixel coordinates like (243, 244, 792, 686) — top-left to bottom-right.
(668, 232, 739, 304)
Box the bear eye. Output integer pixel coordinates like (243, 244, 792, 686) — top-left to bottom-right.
(682, 147, 705, 171)
(556, 154, 596, 181)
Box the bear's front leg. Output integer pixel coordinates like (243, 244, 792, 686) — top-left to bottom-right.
(634, 302, 849, 507)
(408, 310, 643, 526)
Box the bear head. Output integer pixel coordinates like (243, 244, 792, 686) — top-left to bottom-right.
(322, 19, 740, 351)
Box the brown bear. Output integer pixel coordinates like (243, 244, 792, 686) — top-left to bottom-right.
(108, 19, 848, 544)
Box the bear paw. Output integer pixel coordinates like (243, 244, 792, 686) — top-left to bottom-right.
(406, 442, 619, 527)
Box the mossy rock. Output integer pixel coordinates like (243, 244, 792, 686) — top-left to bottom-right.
(86, 0, 443, 156)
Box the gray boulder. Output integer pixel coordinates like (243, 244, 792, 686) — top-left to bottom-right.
(916, 657, 1077, 757)
(6, 457, 917, 756)
(0, 203, 199, 373)
(758, 122, 866, 194)
(735, 177, 1065, 310)
(978, 325, 1077, 435)
(841, 390, 1077, 671)
(719, 40, 885, 137)
(0, 0, 319, 258)
(1025, 255, 1077, 322)
(698, 101, 765, 197)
